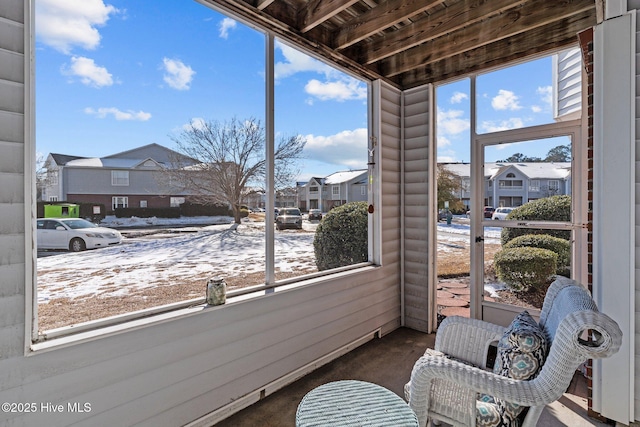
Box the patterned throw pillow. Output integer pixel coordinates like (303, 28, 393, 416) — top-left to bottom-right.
(476, 311, 548, 427)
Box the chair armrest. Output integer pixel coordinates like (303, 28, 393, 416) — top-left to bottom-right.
(408, 354, 548, 427)
(434, 316, 506, 368)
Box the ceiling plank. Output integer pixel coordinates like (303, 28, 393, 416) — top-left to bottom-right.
(332, 0, 446, 50)
(345, 0, 528, 65)
(298, 0, 360, 33)
(376, 0, 595, 78)
(256, 0, 275, 11)
(398, 10, 595, 88)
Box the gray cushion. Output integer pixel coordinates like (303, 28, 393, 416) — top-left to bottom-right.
(476, 311, 548, 427)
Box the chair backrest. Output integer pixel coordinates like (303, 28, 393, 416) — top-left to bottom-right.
(515, 277, 623, 426)
(538, 277, 622, 361)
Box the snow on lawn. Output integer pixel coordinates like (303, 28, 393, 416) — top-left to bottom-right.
(37, 216, 496, 304)
(37, 217, 316, 303)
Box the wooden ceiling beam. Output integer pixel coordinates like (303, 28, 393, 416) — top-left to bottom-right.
(255, 0, 276, 11)
(297, 0, 360, 33)
(398, 10, 595, 88)
(332, 0, 446, 50)
(345, 0, 529, 65)
(376, 0, 595, 78)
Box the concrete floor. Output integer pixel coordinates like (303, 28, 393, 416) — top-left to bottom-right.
(213, 327, 611, 427)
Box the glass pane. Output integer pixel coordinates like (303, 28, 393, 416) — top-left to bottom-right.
(483, 136, 572, 215)
(476, 56, 557, 134)
(36, 3, 267, 331)
(436, 79, 472, 320)
(273, 40, 368, 281)
(483, 226, 572, 311)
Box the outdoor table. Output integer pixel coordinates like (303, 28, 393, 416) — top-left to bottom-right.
(296, 380, 418, 426)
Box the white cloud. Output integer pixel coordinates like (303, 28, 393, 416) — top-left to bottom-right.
(219, 17, 237, 39)
(479, 118, 524, 133)
(530, 86, 552, 113)
(275, 42, 334, 79)
(63, 56, 113, 87)
(185, 117, 206, 131)
(450, 92, 468, 104)
(491, 89, 522, 111)
(437, 109, 470, 136)
(304, 78, 367, 102)
(162, 58, 195, 90)
(436, 135, 451, 148)
(84, 107, 151, 121)
(36, 0, 118, 54)
(537, 85, 553, 105)
(303, 128, 368, 169)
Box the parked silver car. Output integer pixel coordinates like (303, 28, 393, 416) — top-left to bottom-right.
(37, 218, 122, 252)
(276, 208, 303, 230)
(491, 207, 514, 220)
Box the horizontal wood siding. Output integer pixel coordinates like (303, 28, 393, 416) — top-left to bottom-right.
(402, 85, 431, 332)
(0, 0, 25, 370)
(554, 47, 582, 119)
(0, 7, 402, 426)
(379, 82, 402, 269)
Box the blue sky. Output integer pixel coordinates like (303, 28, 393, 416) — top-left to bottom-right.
(35, 0, 573, 183)
(437, 58, 573, 164)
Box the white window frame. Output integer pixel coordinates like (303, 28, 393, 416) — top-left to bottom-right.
(140, 200, 147, 208)
(529, 179, 540, 191)
(332, 185, 340, 196)
(548, 179, 560, 191)
(48, 196, 58, 202)
(28, 12, 380, 346)
(361, 185, 366, 195)
(112, 196, 129, 210)
(111, 170, 130, 186)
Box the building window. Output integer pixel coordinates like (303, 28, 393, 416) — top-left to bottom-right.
(48, 196, 58, 202)
(361, 185, 366, 195)
(170, 197, 185, 207)
(140, 200, 147, 208)
(310, 186, 318, 193)
(548, 180, 560, 191)
(529, 180, 540, 192)
(498, 179, 523, 188)
(112, 196, 128, 210)
(111, 170, 130, 186)
(332, 185, 340, 196)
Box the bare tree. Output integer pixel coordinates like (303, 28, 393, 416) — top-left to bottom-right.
(164, 117, 306, 223)
(437, 164, 465, 212)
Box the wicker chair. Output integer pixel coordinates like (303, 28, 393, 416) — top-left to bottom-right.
(406, 277, 623, 427)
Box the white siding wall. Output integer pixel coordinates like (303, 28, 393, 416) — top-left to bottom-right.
(0, 2, 402, 426)
(635, 7, 640, 421)
(553, 47, 583, 120)
(402, 85, 433, 332)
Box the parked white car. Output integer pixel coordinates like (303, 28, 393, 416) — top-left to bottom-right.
(491, 207, 514, 220)
(37, 218, 122, 252)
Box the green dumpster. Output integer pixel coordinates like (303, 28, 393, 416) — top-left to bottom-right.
(44, 203, 80, 218)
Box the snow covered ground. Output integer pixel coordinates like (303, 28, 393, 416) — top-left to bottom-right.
(37, 215, 489, 304)
(37, 216, 317, 304)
